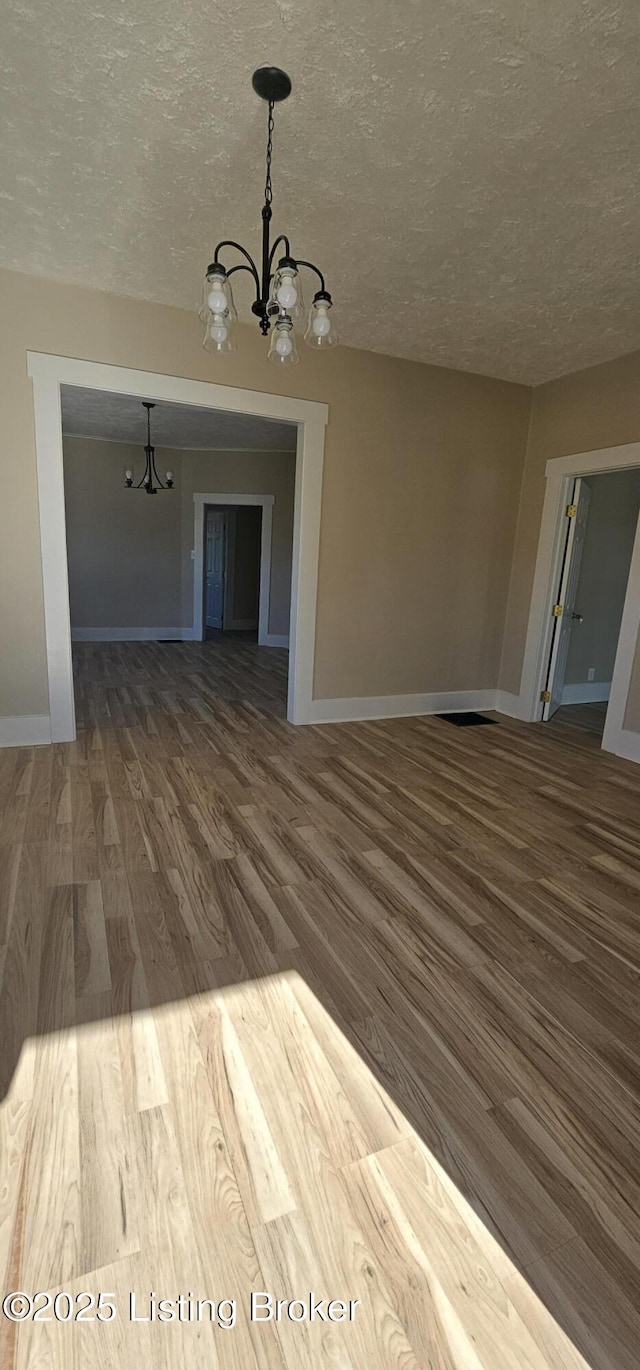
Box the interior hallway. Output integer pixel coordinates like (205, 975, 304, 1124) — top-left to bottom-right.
(2, 639, 640, 1367)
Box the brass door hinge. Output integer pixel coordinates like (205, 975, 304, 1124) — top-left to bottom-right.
(552, 604, 563, 617)
(540, 690, 551, 702)
(566, 504, 577, 517)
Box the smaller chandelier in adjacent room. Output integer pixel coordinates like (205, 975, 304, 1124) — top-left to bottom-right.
(125, 402, 174, 495)
(200, 66, 337, 365)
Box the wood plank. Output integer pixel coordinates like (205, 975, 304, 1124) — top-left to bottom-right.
(1, 638, 640, 1368)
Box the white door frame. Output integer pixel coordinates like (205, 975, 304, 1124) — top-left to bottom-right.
(541, 476, 590, 721)
(518, 441, 640, 761)
(193, 494, 276, 645)
(27, 353, 328, 738)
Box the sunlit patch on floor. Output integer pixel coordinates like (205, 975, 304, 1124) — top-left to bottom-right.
(0, 972, 593, 1368)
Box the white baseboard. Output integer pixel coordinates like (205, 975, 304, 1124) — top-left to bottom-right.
(307, 689, 497, 726)
(3, 691, 639, 769)
(0, 714, 52, 748)
(494, 690, 529, 719)
(72, 626, 288, 647)
(262, 634, 289, 649)
(561, 681, 611, 705)
(72, 627, 192, 642)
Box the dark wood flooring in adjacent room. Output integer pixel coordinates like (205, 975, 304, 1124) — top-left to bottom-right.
(550, 699, 608, 737)
(1, 639, 640, 1368)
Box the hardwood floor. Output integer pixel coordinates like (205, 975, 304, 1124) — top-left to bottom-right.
(550, 700, 608, 737)
(2, 639, 640, 1367)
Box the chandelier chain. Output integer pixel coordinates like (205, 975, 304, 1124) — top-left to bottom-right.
(264, 100, 275, 207)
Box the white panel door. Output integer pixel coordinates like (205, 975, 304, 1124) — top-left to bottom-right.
(543, 478, 591, 719)
(205, 509, 226, 629)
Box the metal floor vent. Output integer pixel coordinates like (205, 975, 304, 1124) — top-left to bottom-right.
(435, 712, 497, 727)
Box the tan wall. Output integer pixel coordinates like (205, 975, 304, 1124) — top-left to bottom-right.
(500, 349, 640, 733)
(0, 265, 530, 720)
(62, 438, 295, 636)
(178, 449, 295, 637)
(564, 470, 640, 688)
(63, 437, 183, 629)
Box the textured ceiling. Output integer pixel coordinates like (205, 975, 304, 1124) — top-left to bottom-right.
(3, 1, 640, 384)
(61, 386, 297, 450)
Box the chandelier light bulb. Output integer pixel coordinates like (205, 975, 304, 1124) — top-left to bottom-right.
(200, 266, 236, 324)
(208, 286, 228, 313)
(312, 308, 331, 337)
(276, 277, 298, 310)
(268, 315, 299, 365)
(271, 258, 304, 319)
(304, 291, 336, 348)
(210, 318, 229, 343)
(125, 469, 133, 481)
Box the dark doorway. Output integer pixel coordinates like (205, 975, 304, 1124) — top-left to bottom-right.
(203, 504, 262, 640)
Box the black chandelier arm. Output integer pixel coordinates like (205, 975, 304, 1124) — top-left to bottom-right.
(133, 470, 157, 490)
(226, 262, 263, 304)
(141, 446, 170, 493)
(295, 259, 327, 293)
(213, 240, 261, 294)
(267, 233, 291, 274)
(150, 451, 164, 490)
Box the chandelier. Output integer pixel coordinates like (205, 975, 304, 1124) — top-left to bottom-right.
(199, 66, 336, 365)
(124, 402, 174, 495)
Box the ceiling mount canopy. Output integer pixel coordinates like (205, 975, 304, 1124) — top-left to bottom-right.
(199, 67, 337, 365)
(124, 401, 174, 495)
(251, 65, 292, 103)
